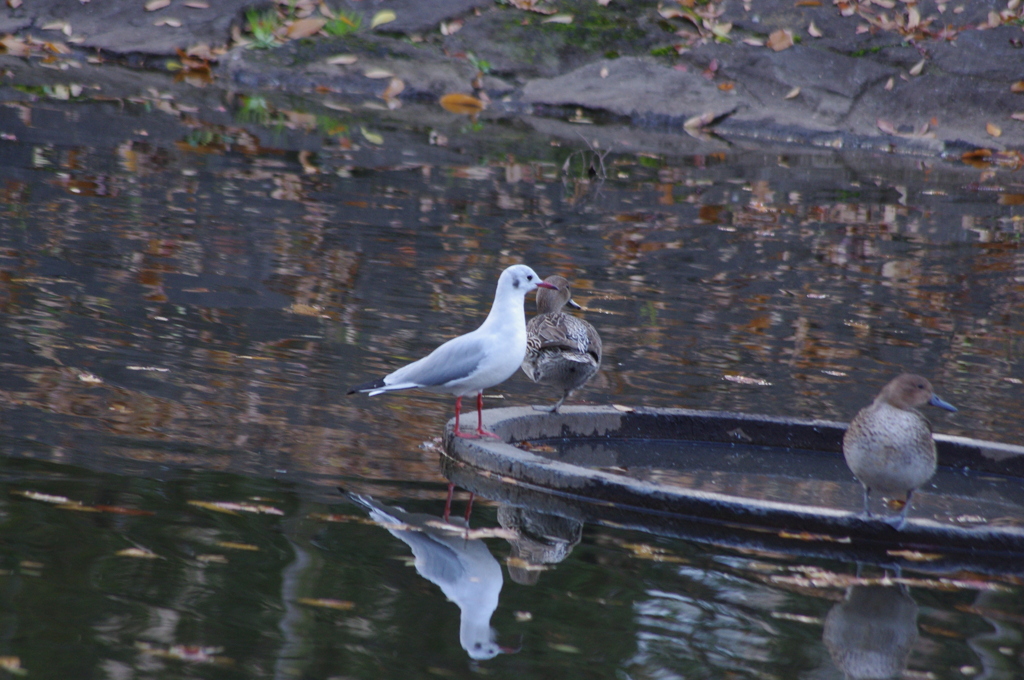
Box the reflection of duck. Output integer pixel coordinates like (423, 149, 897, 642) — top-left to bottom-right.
(497, 505, 583, 585)
(823, 584, 919, 680)
(842, 374, 957, 529)
(521, 276, 602, 413)
(348, 265, 556, 438)
(346, 493, 510, 660)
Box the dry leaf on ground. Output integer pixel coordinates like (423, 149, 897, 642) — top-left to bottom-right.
(439, 92, 485, 115)
(876, 118, 898, 135)
(370, 9, 396, 28)
(287, 18, 326, 38)
(767, 29, 794, 51)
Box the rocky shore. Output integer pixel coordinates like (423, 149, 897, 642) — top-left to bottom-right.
(1, 0, 1023, 159)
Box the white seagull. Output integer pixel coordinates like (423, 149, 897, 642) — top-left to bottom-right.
(348, 264, 556, 438)
(346, 493, 512, 660)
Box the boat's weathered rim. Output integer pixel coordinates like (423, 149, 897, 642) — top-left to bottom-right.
(442, 405, 1024, 566)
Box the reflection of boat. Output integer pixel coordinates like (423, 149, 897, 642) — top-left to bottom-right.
(345, 493, 510, 660)
(823, 584, 918, 680)
(442, 406, 1024, 573)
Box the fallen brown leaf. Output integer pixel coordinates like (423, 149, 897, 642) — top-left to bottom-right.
(287, 17, 327, 38)
(766, 29, 794, 51)
(683, 111, 716, 130)
(876, 118, 898, 135)
(440, 92, 485, 115)
(1011, 80, 1024, 93)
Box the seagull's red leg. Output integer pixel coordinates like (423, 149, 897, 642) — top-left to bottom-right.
(476, 392, 501, 439)
(452, 396, 470, 438)
(443, 482, 454, 522)
(463, 492, 475, 523)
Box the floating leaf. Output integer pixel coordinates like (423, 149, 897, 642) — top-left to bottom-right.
(1012, 81, 1024, 93)
(287, 17, 327, 38)
(961, 148, 993, 168)
(184, 0, 209, 7)
(784, 86, 800, 99)
(117, 548, 161, 559)
(542, 13, 574, 24)
(298, 598, 355, 610)
(886, 549, 943, 561)
(0, 657, 25, 676)
(439, 92, 485, 115)
(196, 554, 229, 564)
(884, 76, 894, 91)
(188, 500, 284, 515)
(909, 58, 925, 76)
(778, 530, 851, 543)
(326, 53, 357, 65)
(363, 67, 394, 79)
(155, 17, 182, 27)
(370, 9, 396, 28)
(360, 127, 384, 145)
(611, 404, 635, 412)
(145, 0, 171, 9)
(548, 643, 581, 654)
(12, 490, 71, 504)
(766, 29, 794, 51)
(807, 20, 822, 37)
(986, 122, 1002, 137)
(216, 541, 259, 551)
(1011, 112, 1024, 121)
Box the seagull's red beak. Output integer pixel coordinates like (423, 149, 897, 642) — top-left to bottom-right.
(537, 281, 557, 289)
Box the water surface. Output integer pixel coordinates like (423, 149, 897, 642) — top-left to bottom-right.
(0, 95, 1021, 678)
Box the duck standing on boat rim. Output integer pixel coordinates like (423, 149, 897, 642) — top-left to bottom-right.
(521, 275, 602, 413)
(842, 374, 957, 530)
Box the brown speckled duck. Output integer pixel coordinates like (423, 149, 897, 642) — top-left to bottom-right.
(842, 374, 957, 529)
(521, 276, 602, 413)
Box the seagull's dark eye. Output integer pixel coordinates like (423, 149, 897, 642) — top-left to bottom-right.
(527, 275, 534, 281)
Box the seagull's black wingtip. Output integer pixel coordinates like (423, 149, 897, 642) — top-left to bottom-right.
(347, 377, 386, 395)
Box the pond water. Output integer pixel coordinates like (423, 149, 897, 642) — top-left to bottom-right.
(0, 93, 1022, 679)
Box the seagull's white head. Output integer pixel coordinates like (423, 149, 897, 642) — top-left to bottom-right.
(497, 264, 557, 297)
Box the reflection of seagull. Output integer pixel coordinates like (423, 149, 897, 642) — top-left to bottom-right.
(842, 374, 956, 529)
(346, 493, 510, 660)
(497, 505, 582, 586)
(823, 584, 919, 680)
(348, 265, 556, 438)
(521, 276, 602, 413)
